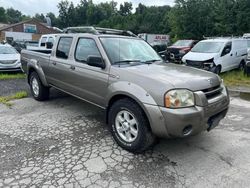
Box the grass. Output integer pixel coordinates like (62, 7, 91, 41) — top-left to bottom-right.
(0, 91, 28, 107)
(0, 73, 26, 80)
(220, 70, 250, 87)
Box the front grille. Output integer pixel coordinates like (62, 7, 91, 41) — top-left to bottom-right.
(168, 48, 180, 55)
(186, 60, 204, 69)
(202, 85, 223, 99)
(0, 60, 17, 65)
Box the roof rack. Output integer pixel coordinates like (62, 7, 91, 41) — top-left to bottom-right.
(64, 26, 137, 37)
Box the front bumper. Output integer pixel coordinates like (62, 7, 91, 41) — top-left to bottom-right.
(144, 86, 230, 138)
(0, 62, 22, 72)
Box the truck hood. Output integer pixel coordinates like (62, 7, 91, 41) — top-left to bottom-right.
(124, 63, 220, 91)
(183, 51, 218, 61)
(0, 54, 20, 61)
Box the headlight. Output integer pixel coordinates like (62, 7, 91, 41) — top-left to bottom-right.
(247, 51, 250, 59)
(165, 89, 195, 108)
(204, 62, 214, 68)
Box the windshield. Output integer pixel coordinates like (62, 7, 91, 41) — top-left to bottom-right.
(0, 46, 18, 54)
(100, 37, 162, 64)
(173, 40, 193, 47)
(191, 41, 224, 53)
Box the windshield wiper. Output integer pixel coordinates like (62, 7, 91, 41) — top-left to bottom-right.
(113, 60, 141, 65)
(141, 59, 162, 64)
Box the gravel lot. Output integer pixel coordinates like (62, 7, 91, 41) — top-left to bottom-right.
(0, 87, 250, 188)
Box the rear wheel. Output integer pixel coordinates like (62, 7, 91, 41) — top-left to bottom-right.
(29, 72, 49, 101)
(108, 98, 155, 153)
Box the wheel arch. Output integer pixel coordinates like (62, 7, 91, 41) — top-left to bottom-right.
(105, 81, 158, 121)
(106, 93, 153, 131)
(27, 61, 49, 86)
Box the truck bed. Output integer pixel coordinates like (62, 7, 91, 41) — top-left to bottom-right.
(21, 49, 51, 74)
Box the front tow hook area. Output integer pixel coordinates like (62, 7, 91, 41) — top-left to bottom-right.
(207, 109, 228, 131)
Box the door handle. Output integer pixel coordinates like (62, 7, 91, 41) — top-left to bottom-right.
(70, 65, 75, 70)
(52, 61, 56, 65)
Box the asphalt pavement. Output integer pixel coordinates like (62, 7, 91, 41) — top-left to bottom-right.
(0, 78, 30, 96)
(0, 93, 250, 188)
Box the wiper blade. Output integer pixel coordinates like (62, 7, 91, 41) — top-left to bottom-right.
(113, 60, 141, 65)
(141, 59, 162, 64)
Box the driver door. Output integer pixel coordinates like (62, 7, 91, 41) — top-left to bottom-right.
(220, 42, 234, 71)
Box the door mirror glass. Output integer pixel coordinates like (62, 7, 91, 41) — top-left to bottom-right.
(87, 56, 105, 69)
(46, 42, 53, 49)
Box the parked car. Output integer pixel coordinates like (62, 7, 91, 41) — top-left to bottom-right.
(21, 27, 229, 153)
(166, 40, 197, 63)
(11, 40, 26, 53)
(182, 38, 248, 74)
(0, 44, 21, 72)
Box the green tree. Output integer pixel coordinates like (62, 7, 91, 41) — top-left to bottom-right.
(0, 7, 7, 23)
(6, 8, 22, 23)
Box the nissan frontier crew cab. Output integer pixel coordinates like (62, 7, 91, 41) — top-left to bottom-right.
(21, 27, 230, 153)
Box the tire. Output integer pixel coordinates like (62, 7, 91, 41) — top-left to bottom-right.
(108, 98, 155, 153)
(211, 65, 221, 74)
(29, 71, 49, 101)
(239, 60, 245, 71)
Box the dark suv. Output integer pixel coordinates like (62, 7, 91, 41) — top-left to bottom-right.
(166, 40, 197, 63)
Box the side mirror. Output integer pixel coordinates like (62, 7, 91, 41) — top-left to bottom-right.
(46, 42, 53, 49)
(86, 56, 106, 69)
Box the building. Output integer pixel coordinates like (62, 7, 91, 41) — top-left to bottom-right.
(0, 19, 58, 42)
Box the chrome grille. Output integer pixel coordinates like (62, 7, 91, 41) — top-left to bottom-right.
(0, 60, 17, 65)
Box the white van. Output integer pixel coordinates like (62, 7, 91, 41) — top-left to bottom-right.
(182, 38, 248, 74)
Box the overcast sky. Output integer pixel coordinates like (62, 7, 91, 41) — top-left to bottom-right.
(0, 0, 175, 16)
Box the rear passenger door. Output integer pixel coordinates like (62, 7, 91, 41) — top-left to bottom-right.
(48, 37, 75, 92)
(71, 37, 109, 107)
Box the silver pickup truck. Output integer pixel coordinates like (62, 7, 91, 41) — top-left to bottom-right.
(21, 27, 230, 153)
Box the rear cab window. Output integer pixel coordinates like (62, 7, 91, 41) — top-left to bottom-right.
(56, 37, 73, 59)
(48, 37, 55, 45)
(40, 37, 47, 47)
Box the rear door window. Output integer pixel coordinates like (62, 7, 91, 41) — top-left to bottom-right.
(56, 37, 73, 59)
(75, 38, 101, 63)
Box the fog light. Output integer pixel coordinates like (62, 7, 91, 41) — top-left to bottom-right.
(183, 125, 192, 136)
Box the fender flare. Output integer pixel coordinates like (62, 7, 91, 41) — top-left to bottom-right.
(105, 81, 168, 137)
(27, 59, 49, 87)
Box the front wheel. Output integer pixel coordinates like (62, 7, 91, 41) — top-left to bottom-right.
(108, 98, 155, 153)
(29, 72, 49, 101)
